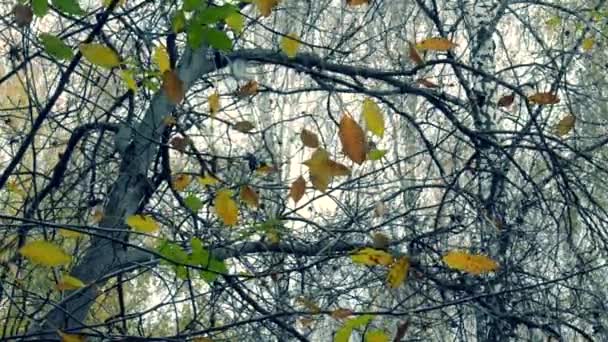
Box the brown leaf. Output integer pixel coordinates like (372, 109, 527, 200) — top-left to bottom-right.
(408, 42, 424, 66)
(528, 92, 559, 105)
(416, 78, 439, 88)
(554, 114, 576, 136)
(240, 185, 259, 208)
(169, 135, 190, 152)
(497, 93, 515, 107)
(339, 114, 366, 165)
(233, 121, 255, 132)
(290, 176, 306, 204)
(330, 308, 353, 319)
(13, 5, 33, 27)
(236, 80, 259, 97)
(300, 129, 319, 148)
(162, 70, 185, 104)
(372, 232, 390, 249)
(346, 0, 370, 6)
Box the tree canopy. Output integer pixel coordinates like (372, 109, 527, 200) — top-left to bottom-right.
(1, 0, 608, 341)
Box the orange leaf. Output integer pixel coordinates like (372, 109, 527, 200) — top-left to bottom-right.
(172, 174, 192, 191)
(443, 251, 498, 275)
(497, 94, 515, 107)
(240, 185, 259, 208)
(408, 42, 424, 66)
(339, 114, 366, 165)
(528, 92, 559, 105)
(300, 129, 319, 148)
(236, 80, 259, 97)
(255, 0, 279, 17)
(162, 70, 185, 104)
(346, 0, 369, 6)
(290, 176, 306, 203)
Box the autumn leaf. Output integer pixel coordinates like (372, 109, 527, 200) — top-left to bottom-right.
(281, 33, 300, 58)
(19, 240, 71, 267)
(58, 331, 86, 342)
(362, 98, 384, 138)
(554, 114, 575, 136)
(215, 189, 238, 226)
(365, 330, 389, 342)
(198, 173, 219, 186)
(163, 116, 177, 126)
(443, 251, 498, 275)
(296, 297, 321, 314)
(339, 114, 366, 165)
(120, 69, 137, 92)
(13, 4, 33, 27)
(240, 185, 259, 208)
(346, 0, 370, 7)
(290, 176, 306, 203)
(351, 248, 393, 266)
(256, 0, 279, 17)
(59, 229, 83, 238)
(331, 308, 353, 320)
(169, 135, 190, 152)
(415, 37, 457, 51)
(162, 70, 185, 104)
(416, 78, 439, 88)
(303, 148, 350, 192)
(56, 274, 85, 291)
(372, 232, 390, 249)
(154, 44, 171, 74)
(125, 214, 160, 233)
(497, 93, 514, 107)
(408, 42, 424, 66)
(582, 37, 594, 52)
(387, 256, 409, 288)
(233, 121, 255, 132)
(528, 92, 559, 105)
(256, 164, 276, 175)
(209, 91, 220, 115)
(79, 43, 121, 69)
(90, 207, 104, 224)
(300, 129, 319, 148)
(367, 149, 387, 161)
(172, 174, 192, 191)
(236, 80, 259, 97)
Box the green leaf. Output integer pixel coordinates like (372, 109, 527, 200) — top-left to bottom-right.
(225, 12, 244, 33)
(184, 194, 204, 212)
(334, 327, 353, 342)
(197, 4, 237, 24)
(52, 0, 84, 15)
(183, 0, 202, 12)
(190, 238, 227, 282)
(187, 25, 205, 49)
(202, 27, 232, 51)
(32, 0, 49, 16)
(158, 240, 189, 265)
(39, 33, 73, 60)
(171, 10, 186, 33)
(367, 149, 387, 161)
(335, 315, 375, 342)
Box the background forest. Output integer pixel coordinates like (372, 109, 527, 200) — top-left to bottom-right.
(1, 0, 608, 341)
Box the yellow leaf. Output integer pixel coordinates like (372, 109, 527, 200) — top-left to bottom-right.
(255, 0, 279, 17)
(351, 248, 393, 266)
(198, 173, 219, 186)
(208, 91, 220, 115)
(103, 0, 126, 7)
(528, 92, 559, 105)
(256, 164, 276, 175)
(331, 308, 353, 320)
(554, 114, 575, 136)
(339, 114, 366, 165)
(225, 12, 244, 33)
(59, 229, 83, 238)
(303, 148, 350, 192)
(215, 189, 238, 226)
(281, 33, 300, 58)
(172, 174, 192, 191)
(387, 256, 409, 288)
(346, 0, 369, 6)
(582, 37, 594, 52)
(240, 185, 259, 208)
(367, 149, 387, 161)
(19, 240, 71, 267)
(415, 37, 457, 51)
(125, 214, 160, 233)
(154, 45, 171, 74)
(233, 120, 255, 132)
(362, 98, 384, 138)
(58, 331, 86, 342)
(365, 330, 389, 342)
(442, 251, 498, 275)
(79, 43, 121, 69)
(163, 116, 177, 126)
(300, 129, 319, 148)
(162, 70, 185, 104)
(56, 274, 85, 291)
(290, 176, 306, 204)
(120, 69, 137, 92)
